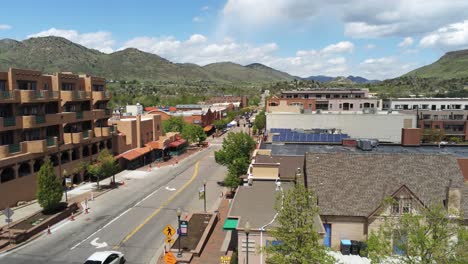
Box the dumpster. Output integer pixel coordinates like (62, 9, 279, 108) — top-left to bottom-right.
(340, 240, 351, 255)
(351, 240, 360, 255)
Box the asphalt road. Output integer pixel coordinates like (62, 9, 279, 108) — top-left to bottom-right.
(0, 138, 228, 264)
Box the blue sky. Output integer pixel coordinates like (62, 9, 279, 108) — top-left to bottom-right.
(1, 0, 468, 80)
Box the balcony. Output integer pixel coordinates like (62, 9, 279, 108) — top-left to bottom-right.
(22, 115, 47, 128)
(60, 90, 91, 103)
(83, 130, 93, 139)
(19, 90, 55, 103)
(0, 143, 23, 159)
(8, 143, 21, 153)
(94, 126, 111, 137)
(46, 137, 57, 147)
(63, 132, 83, 144)
(76, 111, 84, 119)
(0, 90, 19, 102)
(92, 109, 113, 119)
(25, 139, 47, 154)
(92, 91, 111, 104)
(0, 116, 21, 131)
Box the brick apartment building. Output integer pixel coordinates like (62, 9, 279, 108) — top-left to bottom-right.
(0, 68, 113, 208)
(267, 88, 382, 112)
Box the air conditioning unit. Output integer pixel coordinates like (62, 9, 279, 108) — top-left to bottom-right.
(357, 139, 373, 151)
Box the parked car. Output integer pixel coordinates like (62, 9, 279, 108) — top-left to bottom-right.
(84, 251, 126, 264)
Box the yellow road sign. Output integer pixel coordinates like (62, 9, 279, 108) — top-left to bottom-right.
(220, 255, 231, 263)
(164, 251, 177, 264)
(163, 224, 176, 238)
(165, 237, 174, 244)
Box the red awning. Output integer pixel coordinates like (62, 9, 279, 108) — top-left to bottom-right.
(116, 146, 151, 161)
(145, 141, 160, 149)
(169, 139, 187, 148)
(203, 125, 213, 132)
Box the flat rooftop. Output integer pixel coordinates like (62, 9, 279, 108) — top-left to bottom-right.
(264, 143, 468, 158)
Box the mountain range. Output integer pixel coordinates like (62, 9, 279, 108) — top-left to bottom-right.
(0, 37, 295, 84)
(404, 49, 468, 79)
(305, 75, 380, 83)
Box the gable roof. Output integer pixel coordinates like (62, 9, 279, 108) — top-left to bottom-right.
(305, 153, 465, 217)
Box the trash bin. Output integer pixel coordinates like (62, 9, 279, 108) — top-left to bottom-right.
(359, 242, 368, 257)
(351, 240, 360, 255)
(340, 240, 351, 255)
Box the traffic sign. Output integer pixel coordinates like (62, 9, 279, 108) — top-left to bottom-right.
(164, 251, 176, 264)
(165, 237, 174, 244)
(65, 177, 72, 187)
(220, 255, 231, 263)
(180, 220, 188, 236)
(2, 207, 13, 223)
(163, 224, 176, 238)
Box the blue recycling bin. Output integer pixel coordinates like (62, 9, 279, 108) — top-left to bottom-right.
(340, 239, 351, 255)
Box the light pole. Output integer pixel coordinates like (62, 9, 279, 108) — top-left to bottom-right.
(245, 221, 251, 264)
(177, 208, 182, 258)
(203, 179, 207, 213)
(295, 167, 302, 186)
(63, 169, 68, 202)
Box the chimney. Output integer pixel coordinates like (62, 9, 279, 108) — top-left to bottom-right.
(136, 114, 142, 148)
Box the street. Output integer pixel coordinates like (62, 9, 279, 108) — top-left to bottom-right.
(0, 139, 227, 264)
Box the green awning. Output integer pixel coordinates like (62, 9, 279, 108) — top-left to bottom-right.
(223, 218, 238, 230)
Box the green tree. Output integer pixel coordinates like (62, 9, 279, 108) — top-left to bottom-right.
(215, 132, 256, 166)
(266, 184, 335, 264)
(162, 117, 186, 133)
(367, 201, 468, 264)
(182, 124, 207, 144)
(253, 111, 266, 132)
(213, 119, 228, 131)
(88, 149, 119, 189)
(37, 158, 63, 212)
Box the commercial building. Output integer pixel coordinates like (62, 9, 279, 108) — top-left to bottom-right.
(0, 68, 113, 208)
(383, 98, 468, 141)
(205, 95, 248, 108)
(267, 88, 382, 112)
(266, 111, 415, 143)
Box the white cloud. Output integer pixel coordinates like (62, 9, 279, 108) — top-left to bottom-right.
(365, 44, 376, 49)
(419, 20, 468, 50)
(187, 34, 207, 44)
(220, 0, 468, 38)
(358, 57, 417, 80)
(0, 24, 11, 30)
(193, 16, 204, 23)
(321, 41, 354, 54)
(27, 28, 115, 53)
(201, 6, 210, 11)
(398, 37, 414, 48)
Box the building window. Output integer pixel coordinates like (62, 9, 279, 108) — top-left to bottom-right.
(371, 103, 375, 108)
(157, 125, 160, 131)
(329, 104, 332, 109)
(360, 104, 363, 108)
(339, 104, 342, 109)
(441, 105, 446, 110)
(316, 94, 321, 98)
(433, 115, 438, 120)
(350, 104, 354, 109)
(442, 115, 448, 120)
(326, 94, 330, 98)
(0, 80, 6, 91)
(392, 198, 412, 214)
(304, 95, 309, 99)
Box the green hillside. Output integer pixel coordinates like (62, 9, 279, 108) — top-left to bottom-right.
(0, 36, 294, 84)
(405, 49, 468, 79)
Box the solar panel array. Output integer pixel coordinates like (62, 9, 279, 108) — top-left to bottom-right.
(271, 130, 350, 143)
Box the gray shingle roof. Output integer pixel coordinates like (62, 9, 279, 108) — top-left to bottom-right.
(305, 153, 465, 217)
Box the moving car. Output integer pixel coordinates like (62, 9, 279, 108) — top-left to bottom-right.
(84, 251, 126, 264)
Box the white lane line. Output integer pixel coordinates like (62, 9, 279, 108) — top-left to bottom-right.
(70, 185, 165, 250)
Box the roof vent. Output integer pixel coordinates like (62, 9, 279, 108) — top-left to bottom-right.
(357, 139, 374, 151)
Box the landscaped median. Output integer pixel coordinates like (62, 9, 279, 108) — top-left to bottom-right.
(0, 203, 78, 251)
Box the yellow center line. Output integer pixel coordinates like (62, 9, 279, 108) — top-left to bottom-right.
(114, 158, 203, 249)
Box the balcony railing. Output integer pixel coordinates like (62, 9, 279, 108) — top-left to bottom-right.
(83, 130, 90, 139)
(4, 117, 16, 127)
(46, 137, 56, 147)
(8, 143, 20, 153)
(76, 111, 84, 119)
(0, 91, 14, 100)
(35, 115, 46, 124)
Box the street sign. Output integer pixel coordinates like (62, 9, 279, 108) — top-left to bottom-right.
(5, 218, 12, 223)
(220, 255, 231, 263)
(165, 237, 174, 244)
(180, 220, 188, 237)
(2, 207, 13, 218)
(198, 187, 205, 200)
(164, 251, 176, 264)
(65, 177, 72, 187)
(163, 224, 176, 238)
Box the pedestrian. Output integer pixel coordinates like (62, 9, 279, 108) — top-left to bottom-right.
(212, 134, 215, 139)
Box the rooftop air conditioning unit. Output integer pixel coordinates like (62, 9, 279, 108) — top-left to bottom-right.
(357, 139, 373, 151)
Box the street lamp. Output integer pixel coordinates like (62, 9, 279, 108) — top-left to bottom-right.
(63, 169, 68, 202)
(176, 208, 182, 258)
(203, 179, 207, 213)
(245, 221, 251, 264)
(295, 167, 302, 185)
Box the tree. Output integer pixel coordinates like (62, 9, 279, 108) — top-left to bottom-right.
(265, 183, 335, 264)
(253, 111, 266, 132)
(213, 119, 228, 131)
(37, 158, 63, 212)
(162, 117, 186, 133)
(423, 128, 445, 143)
(88, 149, 119, 189)
(215, 132, 255, 166)
(367, 200, 468, 264)
(182, 124, 206, 144)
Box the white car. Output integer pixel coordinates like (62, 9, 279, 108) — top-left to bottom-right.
(84, 251, 126, 264)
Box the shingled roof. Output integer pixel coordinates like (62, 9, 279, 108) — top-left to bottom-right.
(305, 153, 465, 217)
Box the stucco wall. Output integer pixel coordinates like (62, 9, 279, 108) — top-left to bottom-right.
(267, 112, 416, 143)
(321, 216, 367, 250)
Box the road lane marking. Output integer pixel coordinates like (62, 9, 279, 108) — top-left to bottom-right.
(165, 186, 176, 191)
(91, 237, 108, 249)
(114, 161, 201, 249)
